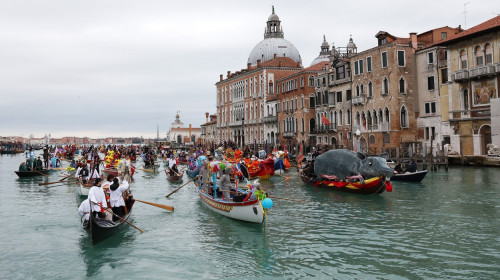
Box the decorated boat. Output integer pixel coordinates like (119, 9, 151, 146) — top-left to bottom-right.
(194, 180, 272, 223)
(15, 169, 50, 178)
(391, 170, 427, 182)
(103, 167, 135, 177)
(241, 158, 275, 180)
(300, 171, 392, 194)
(88, 198, 135, 245)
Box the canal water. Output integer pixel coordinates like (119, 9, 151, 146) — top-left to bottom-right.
(0, 153, 499, 279)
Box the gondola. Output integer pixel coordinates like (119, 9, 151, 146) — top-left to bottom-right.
(300, 170, 392, 194)
(76, 178, 93, 196)
(391, 170, 428, 182)
(14, 169, 50, 177)
(88, 198, 135, 245)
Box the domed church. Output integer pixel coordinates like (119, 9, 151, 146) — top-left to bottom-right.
(247, 6, 302, 66)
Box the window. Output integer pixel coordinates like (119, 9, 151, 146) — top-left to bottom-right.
(385, 107, 390, 124)
(269, 81, 274, 94)
(460, 50, 468, 69)
(485, 43, 493, 64)
(339, 110, 343, 126)
(336, 66, 345, 79)
(428, 52, 434, 64)
(399, 78, 405, 94)
(309, 96, 315, 108)
(368, 82, 373, 97)
(381, 52, 388, 68)
(277, 84, 280, 94)
(346, 89, 351, 101)
(400, 106, 408, 128)
(441, 32, 447, 40)
(425, 102, 436, 114)
(356, 85, 360, 96)
(308, 76, 315, 86)
(462, 89, 469, 111)
(428, 76, 435, 90)
(475, 46, 483, 66)
(397, 50, 405, 67)
(441, 68, 448, 84)
(301, 96, 304, 108)
(367, 57, 372, 72)
(300, 77, 304, 87)
(328, 92, 335, 106)
(354, 61, 359, 75)
(382, 77, 389, 94)
(347, 109, 351, 125)
(337, 91, 342, 103)
(359, 60, 364, 74)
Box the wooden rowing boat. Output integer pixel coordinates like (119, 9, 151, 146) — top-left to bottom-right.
(300, 171, 392, 194)
(76, 179, 93, 196)
(194, 180, 266, 223)
(88, 198, 135, 245)
(14, 169, 50, 177)
(166, 170, 183, 181)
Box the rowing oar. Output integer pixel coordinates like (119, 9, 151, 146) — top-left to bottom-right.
(103, 208, 144, 233)
(166, 168, 183, 177)
(39, 179, 78, 186)
(137, 168, 155, 173)
(165, 178, 194, 198)
(33, 170, 49, 177)
(135, 199, 174, 211)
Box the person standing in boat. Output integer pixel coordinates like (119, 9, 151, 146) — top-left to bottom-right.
(43, 146, 49, 169)
(219, 168, 233, 202)
(199, 161, 210, 193)
(79, 164, 90, 183)
(88, 178, 107, 219)
(117, 155, 132, 182)
(88, 163, 100, 182)
(109, 177, 130, 222)
(77, 198, 91, 228)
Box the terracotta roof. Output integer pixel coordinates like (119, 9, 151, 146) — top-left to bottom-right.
(304, 61, 330, 71)
(434, 15, 500, 46)
(259, 57, 301, 67)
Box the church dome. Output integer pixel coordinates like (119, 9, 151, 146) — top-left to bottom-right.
(310, 35, 331, 66)
(248, 38, 302, 66)
(347, 36, 357, 53)
(247, 7, 302, 66)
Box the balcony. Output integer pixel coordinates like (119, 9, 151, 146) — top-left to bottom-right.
(352, 94, 365, 106)
(495, 63, 500, 73)
(283, 131, 296, 138)
(368, 124, 378, 131)
(380, 122, 390, 132)
(469, 65, 494, 78)
(452, 70, 469, 81)
(262, 115, 278, 123)
(315, 124, 337, 133)
(228, 120, 244, 127)
(328, 101, 336, 108)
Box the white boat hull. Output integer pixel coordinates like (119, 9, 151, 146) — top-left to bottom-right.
(198, 190, 264, 223)
(78, 183, 90, 196)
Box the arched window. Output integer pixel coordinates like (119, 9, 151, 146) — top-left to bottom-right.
(383, 77, 389, 95)
(334, 111, 337, 125)
(269, 81, 274, 94)
(385, 107, 390, 124)
(400, 106, 408, 128)
(460, 49, 468, 69)
(356, 111, 361, 126)
(356, 85, 360, 96)
(485, 43, 493, 64)
(378, 109, 383, 124)
(339, 110, 343, 126)
(367, 111, 372, 127)
(347, 109, 351, 125)
(308, 76, 315, 86)
(474, 45, 483, 66)
(373, 110, 378, 125)
(300, 77, 304, 87)
(399, 77, 405, 94)
(368, 81, 373, 97)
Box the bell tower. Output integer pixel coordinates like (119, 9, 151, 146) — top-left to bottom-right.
(264, 6, 284, 39)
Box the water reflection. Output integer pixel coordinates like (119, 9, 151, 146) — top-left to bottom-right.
(78, 224, 136, 278)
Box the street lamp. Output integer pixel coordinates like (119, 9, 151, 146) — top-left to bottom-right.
(355, 129, 361, 153)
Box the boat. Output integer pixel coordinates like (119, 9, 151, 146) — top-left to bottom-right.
(76, 179, 93, 196)
(194, 180, 267, 223)
(166, 170, 183, 181)
(103, 167, 135, 177)
(88, 198, 135, 245)
(186, 168, 199, 179)
(241, 158, 275, 180)
(14, 169, 50, 178)
(391, 170, 428, 182)
(300, 171, 392, 194)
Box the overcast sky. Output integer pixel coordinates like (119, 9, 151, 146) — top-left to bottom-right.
(0, 0, 497, 138)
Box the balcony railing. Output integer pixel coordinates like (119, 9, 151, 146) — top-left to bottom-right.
(453, 70, 469, 81)
(315, 124, 337, 132)
(262, 115, 278, 123)
(380, 122, 390, 132)
(228, 120, 244, 127)
(283, 131, 296, 138)
(352, 94, 365, 106)
(495, 63, 500, 73)
(368, 124, 378, 131)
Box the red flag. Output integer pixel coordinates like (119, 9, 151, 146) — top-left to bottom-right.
(321, 115, 331, 125)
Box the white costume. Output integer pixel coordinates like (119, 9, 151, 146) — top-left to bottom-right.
(88, 185, 107, 213)
(78, 198, 90, 221)
(109, 180, 130, 207)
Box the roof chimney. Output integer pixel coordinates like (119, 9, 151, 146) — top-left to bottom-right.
(273, 53, 277, 59)
(189, 124, 192, 139)
(220, 74, 223, 81)
(257, 59, 261, 67)
(247, 63, 251, 69)
(278, 60, 282, 67)
(409, 32, 418, 49)
(205, 112, 209, 122)
(227, 71, 231, 78)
